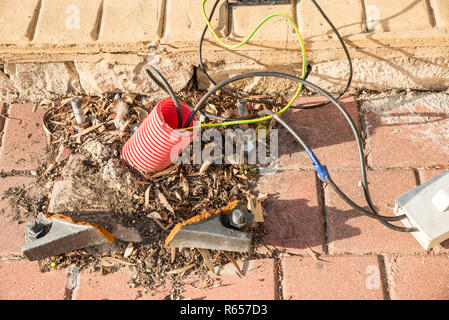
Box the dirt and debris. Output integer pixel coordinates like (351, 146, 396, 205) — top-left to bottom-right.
(1, 87, 280, 298)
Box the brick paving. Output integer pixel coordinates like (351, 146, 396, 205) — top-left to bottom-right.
(282, 255, 385, 300)
(0, 104, 48, 172)
(0, 95, 448, 300)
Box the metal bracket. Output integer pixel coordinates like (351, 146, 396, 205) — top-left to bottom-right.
(167, 203, 254, 252)
(22, 213, 114, 261)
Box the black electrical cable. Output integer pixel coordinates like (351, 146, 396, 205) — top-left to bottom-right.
(290, 0, 353, 110)
(198, 0, 353, 113)
(256, 111, 405, 223)
(145, 66, 184, 129)
(185, 71, 417, 232)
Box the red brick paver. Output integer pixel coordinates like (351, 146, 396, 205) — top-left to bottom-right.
(178, 259, 277, 300)
(384, 255, 449, 300)
(256, 170, 325, 254)
(279, 96, 362, 170)
(0, 104, 47, 172)
(282, 255, 385, 300)
(362, 93, 449, 168)
(419, 169, 447, 183)
(0, 176, 38, 256)
(73, 268, 170, 300)
(325, 169, 425, 254)
(0, 260, 66, 299)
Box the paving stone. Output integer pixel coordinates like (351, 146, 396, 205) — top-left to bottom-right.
(362, 93, 449, 168)
(0, 0, 40, 43)
(384, 255, 449, 300)
(178, 259, 276, 300)
(163, 0, 228, 42)
(230, 3, 294, 41)
(0, 104, 47, 172)
(0, 176, 38, 256)
(325, 169, 424, 254)
(297, 0, 364, 39)
(364, 0, 432, 32)
(74, 268, 169, 300)
(99, 0, 163, 43)
(431, 0, 449, 28)
(0, 260, 66, 299)
(282, 255, 385, 300)
(279, 96, 362, 170)
(33, 0, 102, 44)
(419, 169, 448, 183)
(255, 170, 325, 254)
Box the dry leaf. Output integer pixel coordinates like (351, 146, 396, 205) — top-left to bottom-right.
(306, 244, 318, 263)
(223, 251, 243, 276)
(171, 247, 176, 264)
(179, 173, 189, 197)
(102, 256, 135, 266)
(134, 107, 148, 122)
(147, 211, 167, 220)
(72, 122, 106, 139)
(174, 190, 183, 201)
(124, 242, 134, 258)
(198, 249, 215, 274)
(205, 104, 218, 115)
(155, 187, 174, 214)
(149, 163, 180, 179)
(167, 263, 195, 275)
(147, 214, 169, 231)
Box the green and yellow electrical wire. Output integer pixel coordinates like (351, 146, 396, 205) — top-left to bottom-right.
(184, 0, 307, 130)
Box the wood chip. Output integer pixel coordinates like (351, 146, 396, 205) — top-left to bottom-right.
(144, 185, 152, 209)
(124, 242, 134, 258)
(170, 247, 176, 264)
(42, 162, 56, 176)
(199, 160, 211, 174)
(149, 163, 180, 179)
(179, 173, 189, 197)
(198, 248, 215, 274)
(167, 263, 195, 275)
(102, 256, 136, 266)
(72, 122, 105, 139)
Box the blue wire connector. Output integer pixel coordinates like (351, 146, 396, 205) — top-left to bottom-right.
(306, 150, 329, 181)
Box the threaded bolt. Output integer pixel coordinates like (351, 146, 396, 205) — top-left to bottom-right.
(71, 97, 86, 125)
(237, 99, 248, 118)
(232, 209, 247, 225)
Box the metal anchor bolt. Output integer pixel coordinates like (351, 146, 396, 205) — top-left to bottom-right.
(71, 97, 86, 125)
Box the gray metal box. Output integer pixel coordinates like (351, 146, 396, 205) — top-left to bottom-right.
(395, 170, 449, 250)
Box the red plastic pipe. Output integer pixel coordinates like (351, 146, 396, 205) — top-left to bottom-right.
(121, 98, 198, 172)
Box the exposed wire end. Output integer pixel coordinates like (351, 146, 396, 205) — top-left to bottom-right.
(306, 150, 329, 181)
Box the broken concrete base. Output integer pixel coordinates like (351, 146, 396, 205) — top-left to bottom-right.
(48, 140, 143, 243)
